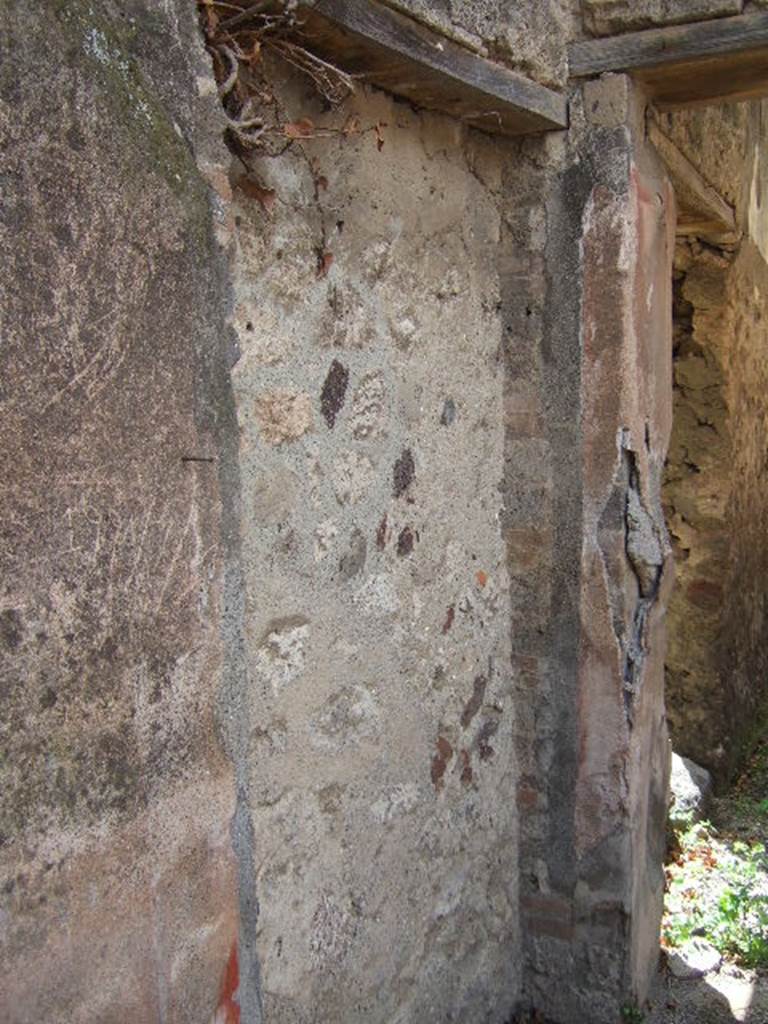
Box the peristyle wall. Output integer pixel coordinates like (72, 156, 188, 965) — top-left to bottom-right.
(0, 0, 716, 1022)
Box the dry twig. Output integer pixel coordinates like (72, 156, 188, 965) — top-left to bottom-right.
(200, 0, 356, 152)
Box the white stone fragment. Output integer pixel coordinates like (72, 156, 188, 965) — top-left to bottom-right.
(254, 621, 309, 692)
(670, 752, 713, 826)
(667, 939, 722, 979)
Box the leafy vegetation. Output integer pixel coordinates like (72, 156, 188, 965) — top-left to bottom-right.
(663, 738, 768, 969)
(663, 820, 768, 966)
(620, 1002, 645, 1023)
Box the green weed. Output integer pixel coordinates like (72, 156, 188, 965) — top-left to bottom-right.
(663, 820, 768, 967)
(620, 1004, 645, 1023)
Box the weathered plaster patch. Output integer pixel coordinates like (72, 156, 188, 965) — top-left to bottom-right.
(331, 451, 376, 505)
(308, 686, 381, 752)
(254, 390, 313, 445)
(254, 619, 310, 693)
(370, 784, 420, 823)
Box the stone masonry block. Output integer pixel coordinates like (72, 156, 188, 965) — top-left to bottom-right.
(583, 0, 742, 36)
(584, 75, 631, 129)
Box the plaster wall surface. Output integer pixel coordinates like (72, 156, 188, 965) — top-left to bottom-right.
(505, 76, 673, 1023)
(225, 62, 521, 1022)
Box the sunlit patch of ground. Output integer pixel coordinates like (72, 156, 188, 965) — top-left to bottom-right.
(647, 739, 768, 1023)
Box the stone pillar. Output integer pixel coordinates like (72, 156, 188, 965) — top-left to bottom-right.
(515, 75, 674, 1022)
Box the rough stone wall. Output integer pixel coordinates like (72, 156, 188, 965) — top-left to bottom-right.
(384, 0, 583, 87)
(663, 246, 732, 773)
(1, 1, 533, 1021)
(388, 0, 768, 69)
(722, 235, 768, 768)
(582, 0, 742, 36)
(0, 1, 717, 1021)
(221, 60, 675, 1024)
(581, 0, 768, 36)
(0, 1, 241, 1021)
(660, 101, 768, 782)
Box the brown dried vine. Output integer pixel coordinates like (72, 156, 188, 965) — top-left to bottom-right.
(198, 0, 384, 159)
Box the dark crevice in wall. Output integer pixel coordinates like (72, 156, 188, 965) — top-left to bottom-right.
(622, 445, 665, 723)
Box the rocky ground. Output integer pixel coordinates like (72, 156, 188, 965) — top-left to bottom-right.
(645, 742, 768, 1024)
(646, 960, 768, 1023)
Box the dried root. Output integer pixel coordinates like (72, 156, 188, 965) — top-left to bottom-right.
(198, 0, 367, 153)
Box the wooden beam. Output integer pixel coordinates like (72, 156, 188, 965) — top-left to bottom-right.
(648, 119, 737, 241)
(570, 12, 768, 108)
(289, 0, 567, 135)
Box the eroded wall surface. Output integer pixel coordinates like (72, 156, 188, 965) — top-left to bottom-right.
(660, 101, 768, 781)
(582, 0, 768, 35)
(0, 1, 241, 1021)
(0, 0, 705, 1021)
(385, 0, 582, 87)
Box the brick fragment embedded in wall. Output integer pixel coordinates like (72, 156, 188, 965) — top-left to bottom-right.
(521, 894, 574, 942)
(460, 675, 488, 729)
(375, 514, 388, 551)
(396, 526, 415, 557)
(460, 749, 473, 786)
(430, 735, 454, 791)
(475, 717, 499, 761)
(320, 359, 349, 428)
(392, 448, 415, 498)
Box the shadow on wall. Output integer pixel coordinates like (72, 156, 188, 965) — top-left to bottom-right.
(661, 99, 768, 788)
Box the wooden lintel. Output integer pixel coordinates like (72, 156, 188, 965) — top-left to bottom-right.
(290, 0, 568, 136)
(648, 119, 737, 241)
(570, 12, 768, 108)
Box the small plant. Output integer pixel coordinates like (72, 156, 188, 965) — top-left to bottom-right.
(620, 1004, 644, 1024)
(663, 819, 768, 967)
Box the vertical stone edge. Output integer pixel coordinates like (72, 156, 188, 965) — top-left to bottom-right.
(152, 3, 267, 1020)
(578, 74, 675, 1013)
(515, 75, 675, 1021)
